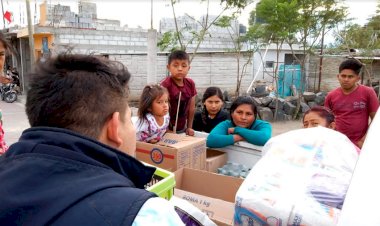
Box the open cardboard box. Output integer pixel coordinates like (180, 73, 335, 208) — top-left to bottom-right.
(174, 168, 244, 226)
(206, 148, 228, 173)
(136, 133, 206, 172)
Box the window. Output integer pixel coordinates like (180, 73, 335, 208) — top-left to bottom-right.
(265, 61, 274, 68)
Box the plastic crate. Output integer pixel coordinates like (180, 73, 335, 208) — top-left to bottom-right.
(144, 163, 175, 200)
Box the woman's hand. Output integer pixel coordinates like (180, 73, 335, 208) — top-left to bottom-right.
(228, 127, 235, 134)
(148, 139, 159, 144)
(186, 128, 195, 136)
(233, 134, 245, 142)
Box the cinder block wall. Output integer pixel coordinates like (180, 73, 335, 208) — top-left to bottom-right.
(110, 52, 253, 101)
(309, 56, 342, 92)
(309, 56, 380, 92)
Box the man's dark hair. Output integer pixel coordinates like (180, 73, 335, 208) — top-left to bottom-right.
(26, 54, 131, 140)
(168, 49, 189, 64)
(339, 59, 363, 75)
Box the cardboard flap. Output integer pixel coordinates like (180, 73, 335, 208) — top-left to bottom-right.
(175, 168, 243, 202)
(157, 133, 187, 147)
(158, 133, 205, 149)
(174, 168, 244, 225)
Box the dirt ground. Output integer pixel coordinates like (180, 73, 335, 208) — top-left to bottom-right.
(271, 119, 303, 137)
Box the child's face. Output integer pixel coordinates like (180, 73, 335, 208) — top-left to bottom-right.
(167, 59, 190, 82)
(204, 95, 223, 117)
(0, 42, 6, 72)
(151, 93, 169, 118)
(303, 111, 331, 128)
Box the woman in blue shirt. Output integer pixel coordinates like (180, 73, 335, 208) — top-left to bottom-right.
(207, 96, 272, 148)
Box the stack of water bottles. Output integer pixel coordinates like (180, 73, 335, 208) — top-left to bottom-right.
(217, 161, 251, 178)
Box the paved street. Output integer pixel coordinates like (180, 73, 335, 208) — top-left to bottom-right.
(1, 94, 29, 146)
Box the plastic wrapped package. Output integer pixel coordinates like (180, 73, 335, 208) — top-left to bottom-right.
(170, 196, 217, 226)
(234, 127, 358, 226)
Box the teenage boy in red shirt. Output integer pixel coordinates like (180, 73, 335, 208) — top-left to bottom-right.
(325, 59, 379, 148)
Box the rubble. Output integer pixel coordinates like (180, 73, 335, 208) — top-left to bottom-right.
(195, 83, 327, 122)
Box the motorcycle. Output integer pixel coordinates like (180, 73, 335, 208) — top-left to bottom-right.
(0, 80, 18, 103)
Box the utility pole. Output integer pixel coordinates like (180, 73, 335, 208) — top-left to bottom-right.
(26, 0, 35, 69)
(1, 0, 6, 29)
(147, 0, 157, 84)
(317, 25, 325, 93)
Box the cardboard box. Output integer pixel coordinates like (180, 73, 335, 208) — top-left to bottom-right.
(174, 168, 244, 226)
(206, 148, 228, 173)
(136, 133, 206, 172)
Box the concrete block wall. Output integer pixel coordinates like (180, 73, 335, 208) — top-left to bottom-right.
(38, 27, 149, 55)
(109, 52, 253, 101)
(308, 56, 342, 92)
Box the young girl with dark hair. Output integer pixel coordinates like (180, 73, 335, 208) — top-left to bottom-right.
(193, 86, 229, 133)
(135, 84, 170, 143)
(303, 106, 336, 129)
(207, 96, 272, 148)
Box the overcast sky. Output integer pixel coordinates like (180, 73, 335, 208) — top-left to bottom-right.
(1, 0, 377, 30)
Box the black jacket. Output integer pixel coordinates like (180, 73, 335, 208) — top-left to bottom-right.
(0, 127, 156, 226)
(193, 109, 229, 133)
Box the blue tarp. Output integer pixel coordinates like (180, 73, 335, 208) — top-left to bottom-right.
(277, 64, 303, 98)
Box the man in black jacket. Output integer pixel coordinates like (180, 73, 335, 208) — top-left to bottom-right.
(0, 54, 184, 226)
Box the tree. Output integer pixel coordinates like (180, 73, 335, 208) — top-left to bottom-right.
(214, 15, 256, 96)
(158, 0, 251, 63)
(251, 0, 299, 120)
(250, 0, 347, 119)
(332, 0, 380, 85)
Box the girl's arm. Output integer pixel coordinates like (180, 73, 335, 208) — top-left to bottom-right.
(206, 120, 235, 148)
(234, 120, 272, 146)
(135, 120, 151, 142)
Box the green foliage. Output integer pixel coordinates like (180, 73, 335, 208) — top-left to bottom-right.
(221, 0, 250, 9)
(254, 0, 299, 43)
(334, 0, 380, 53)
(247, 0, 346, 119)
(157, 31, 182, 52)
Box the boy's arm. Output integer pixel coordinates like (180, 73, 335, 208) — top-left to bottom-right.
(186, 96, 196, 136)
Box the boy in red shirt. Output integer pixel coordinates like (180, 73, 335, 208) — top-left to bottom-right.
(161, 50, 197, 135)
(325, 59, 379, 148)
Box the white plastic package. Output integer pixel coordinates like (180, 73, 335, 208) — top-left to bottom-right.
(170, 196, 217, 226)
(234, 127, 359, 226)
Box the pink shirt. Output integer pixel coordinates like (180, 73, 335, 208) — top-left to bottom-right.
(325, 85, 379, 144)
(0, 124, 8, 155)
(135, 113, 170, 142)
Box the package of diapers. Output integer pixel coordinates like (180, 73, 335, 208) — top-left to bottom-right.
(234, 127, 358, 226)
